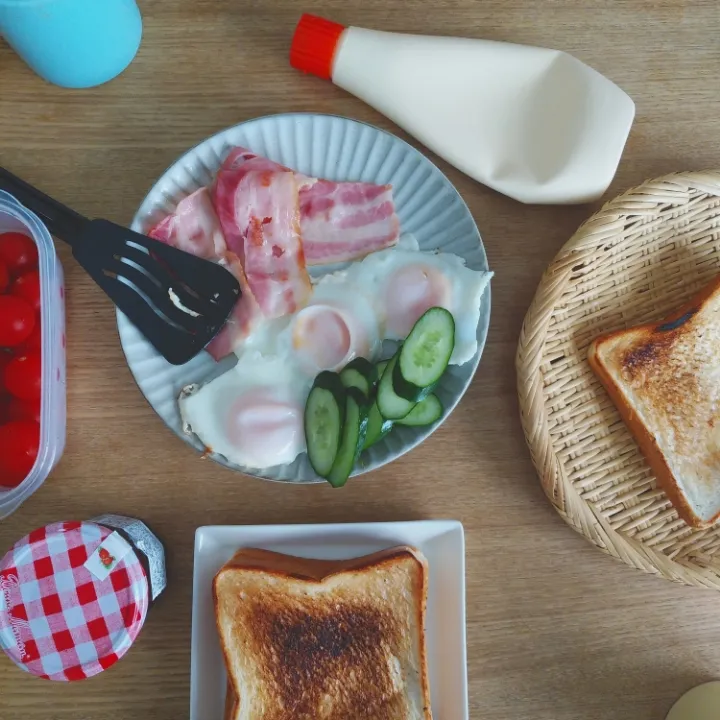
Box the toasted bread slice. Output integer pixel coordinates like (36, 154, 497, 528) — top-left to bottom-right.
(213, 546, 432, 720)
(588, 275, 720, 527)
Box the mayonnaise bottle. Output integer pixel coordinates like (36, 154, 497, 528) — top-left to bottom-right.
(290, 15, 635, 205)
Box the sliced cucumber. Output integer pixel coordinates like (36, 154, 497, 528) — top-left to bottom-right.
(340, 357, 377, 398)
(372, 360, 389, 394)
(327, 388, 369, 488)
(362, 402, 394, 449)
(397, 394, 443, 427)
(304, 372, 345, 478)
(394, 307, 455, 401)
(376, 352, 416, 420)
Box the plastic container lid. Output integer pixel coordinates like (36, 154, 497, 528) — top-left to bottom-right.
(0, 190, 66, 517)
(289, 14, 346, 80)
(0, 521, 149, 680)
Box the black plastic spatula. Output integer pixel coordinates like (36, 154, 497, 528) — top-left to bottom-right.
(0, 167, 241, 365)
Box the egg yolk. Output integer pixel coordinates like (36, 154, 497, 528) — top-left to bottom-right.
(292, 305, 354, 371)
(384, 264, 452, 337)
(226, 389, 304, 467)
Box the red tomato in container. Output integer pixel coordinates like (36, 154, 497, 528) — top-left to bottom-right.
(0, 295, 35, 347)
(7, 396, 41, 424)
(0, 232, 38, 277)
(0, 420, 40, 486)
(4, 351, 41, 400)
(0, 351, 11, 375)
(11, 270, 41, 313)
(0, 260, 8, 293)
(13, 324, 41, 355)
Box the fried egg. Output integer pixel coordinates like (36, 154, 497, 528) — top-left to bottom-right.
(335, 235, 492, 365)
(179, 352, 312, 469)
(235, 272, 382, 375)
(281, 280, 382, 373)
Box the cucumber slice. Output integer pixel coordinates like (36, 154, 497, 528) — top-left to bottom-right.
(340, 357, 377, 397)
(397, 394, 443, 427)
(372, 360, 389, 395)
(376, 352, 416, 420)
(340, 368, 370, 396)
(327, 388, 369, 488)
(304, 372, 346, 478)
(362, 402, 394, 449)
(394, 307, 455, 401)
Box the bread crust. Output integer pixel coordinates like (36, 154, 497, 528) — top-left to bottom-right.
(588, 274, 720, 528)
(213, 546, 431, 720)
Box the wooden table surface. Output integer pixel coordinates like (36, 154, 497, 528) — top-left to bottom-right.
(2, 1, 720, 718)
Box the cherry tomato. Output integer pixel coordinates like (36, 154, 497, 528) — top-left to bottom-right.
(0, 353, 10, 423)
(13, 323, 41, 355)
(0, 295, 35, 347)
(0, 420, 39, 487)
(7, 396, 41, 424)
(0, 260, 8, 293)
(4, 351, 41, 400)
(0, 233, 38, 277)
(11, 270, 40, 313)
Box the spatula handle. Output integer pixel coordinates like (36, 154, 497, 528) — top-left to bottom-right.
(0, 167, 87, 243)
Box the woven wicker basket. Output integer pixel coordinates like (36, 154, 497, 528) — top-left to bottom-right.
(517, 171, 720, 589)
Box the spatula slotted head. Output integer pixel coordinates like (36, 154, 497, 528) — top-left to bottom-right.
(75, 219, 240, 365)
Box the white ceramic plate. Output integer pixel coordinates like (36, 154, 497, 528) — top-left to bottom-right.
(190, 520, 467, 720)
(118, 113, 491, 482)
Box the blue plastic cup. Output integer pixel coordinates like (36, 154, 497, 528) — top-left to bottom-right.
(0, 0, 142, 88)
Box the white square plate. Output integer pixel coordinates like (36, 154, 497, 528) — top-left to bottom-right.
(190, 519, 467, 719)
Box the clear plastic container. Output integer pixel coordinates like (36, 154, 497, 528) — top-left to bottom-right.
(0, 190, 66, 517)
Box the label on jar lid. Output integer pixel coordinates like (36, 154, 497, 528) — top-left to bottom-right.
(83, 532, 133, 582)
(0, 521, 149, 681)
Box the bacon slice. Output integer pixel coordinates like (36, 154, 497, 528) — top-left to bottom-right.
(215, 147, 400, 265)
(148, 190, 263, 361)
(204, 253, 263, 361)
(215, 147, 289, 178)
(148, 188, 226, 259)
(212, 161, 311, 319)
(299, 180, 400, 265)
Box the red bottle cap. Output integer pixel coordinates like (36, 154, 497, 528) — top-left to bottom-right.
(290, 14, 346, 81)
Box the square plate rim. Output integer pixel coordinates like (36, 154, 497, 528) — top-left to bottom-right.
(190, 518, 468, 720)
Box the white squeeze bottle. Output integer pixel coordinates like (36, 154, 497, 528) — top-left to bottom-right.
(290, 14, 635, 205)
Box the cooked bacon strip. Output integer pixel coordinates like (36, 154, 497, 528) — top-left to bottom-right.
(204, 252, 263, 361)
(299, 180, 400, 265)
(148, 189, 264, 361)
(216, 147, 400, 265)
(148, 188, 226, 259)
(212, 160, 311, 319)
(218, 147, 315, 189)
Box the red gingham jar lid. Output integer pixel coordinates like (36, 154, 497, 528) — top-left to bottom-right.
(0, 521, 149, 681)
